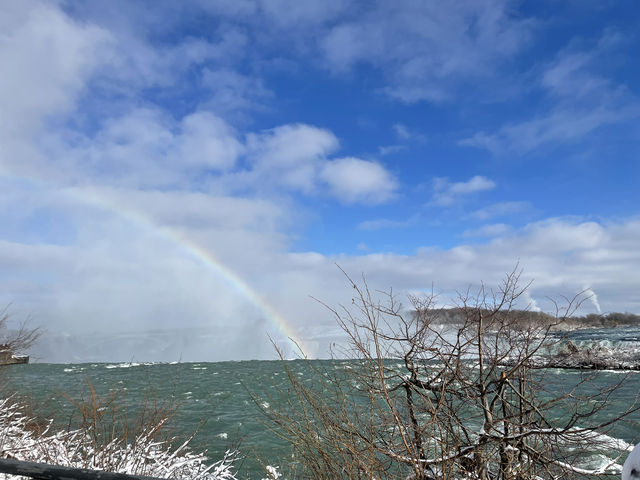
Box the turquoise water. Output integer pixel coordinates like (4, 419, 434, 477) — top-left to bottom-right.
(2, 329, 640, 479)
(2, 360, 308, 478)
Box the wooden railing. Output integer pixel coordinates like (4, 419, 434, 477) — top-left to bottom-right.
(0, 458, 166, 480)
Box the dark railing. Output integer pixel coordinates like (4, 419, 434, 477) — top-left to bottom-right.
(0, 458, 167, 480)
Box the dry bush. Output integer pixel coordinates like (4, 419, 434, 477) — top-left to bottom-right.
(0, 307, 40, 356)
(267, 268, 639, 480)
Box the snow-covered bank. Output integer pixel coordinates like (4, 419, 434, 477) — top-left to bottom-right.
(540, 340, 640, 370)
(502, 338, 640, 370)
(0, 397, 237, 480)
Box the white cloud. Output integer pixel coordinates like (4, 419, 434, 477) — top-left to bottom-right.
(84, 187, 288, 233)
(196, 0, 348, 25)
(461, 223, 511, 238)
(518, 218, 608, 254)
(447, 176, 495, 195)
(320, 1, 534, 103)
(201, 68, 272, 114)
(260, 218, 640, 353)
(245, 124, 339, 194)
(394, 123, 411, 140)
(0, 180, 296, 340)
(541, 52, 601, 98)
(241, 125, 397, 205)
(390, 123, 426, 144)
(0, 2, 256, 186)
(247, 124, 338, 168)
(357, 216, 417, 231)
(320, 157, 398, 205)
(378, 145, 407, 156)
(461, 33, 640, 154)
(541, 31, 622, 99)
(194, 0, 258, 17)
(94, 23, 248, 96)
(0, 1, 111, 180)
(325, 217, 640, 314)
(258, 0, 346, 27)
(460, 105, 638, 155)
(0, 1, 111, 135)
(468, 201, 531, 220)
(177, 112, 244, 170)
(432, 175, 496, 206)
(46, 109, 243, 188)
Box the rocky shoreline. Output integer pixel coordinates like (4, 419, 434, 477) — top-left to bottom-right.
(534, 340, 640, 370)
(430, 308, 640, 370)
(499, 340, 640, 371)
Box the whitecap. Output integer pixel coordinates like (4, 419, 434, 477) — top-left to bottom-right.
(105, 362, 142, 369)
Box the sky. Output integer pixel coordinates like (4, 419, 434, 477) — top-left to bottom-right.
(1, 0, 639, 362)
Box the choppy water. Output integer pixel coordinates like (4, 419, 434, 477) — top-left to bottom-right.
(551, 326, 640, 346)
(2, 328, 640, 478)
(3, 360, 308, 478)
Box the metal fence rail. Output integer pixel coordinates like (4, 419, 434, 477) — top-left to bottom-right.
(0, 458, 167, 480)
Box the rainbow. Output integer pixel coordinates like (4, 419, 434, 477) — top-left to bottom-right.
(53, 182, 308, 356)
(167, 231, 307, 355)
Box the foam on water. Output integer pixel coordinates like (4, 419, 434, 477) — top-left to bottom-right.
(104, 362, 158, 369)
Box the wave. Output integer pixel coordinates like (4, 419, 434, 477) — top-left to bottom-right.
(104, 362, 158, 369)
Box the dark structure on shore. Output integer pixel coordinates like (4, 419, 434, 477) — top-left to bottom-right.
(0, 344, 28, 365)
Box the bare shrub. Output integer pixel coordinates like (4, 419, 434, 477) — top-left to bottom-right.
(0, 383, 237, 480)
(0, 307, 40, 356)
(267, 268, 639, 479)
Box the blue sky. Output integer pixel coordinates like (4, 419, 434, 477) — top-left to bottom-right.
(1, 1, 639, 361)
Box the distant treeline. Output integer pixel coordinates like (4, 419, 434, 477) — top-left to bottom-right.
(562, 311, 640, 329)
(424, 308, 640, 330)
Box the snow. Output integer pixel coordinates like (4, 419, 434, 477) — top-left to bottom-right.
(0, 397, 238, 480)
(261, 465, 282, 479)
